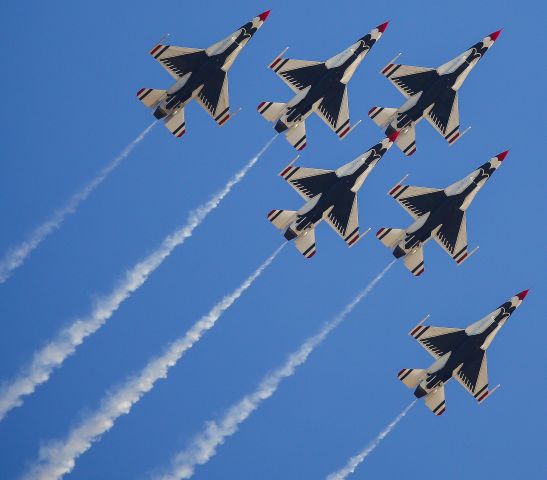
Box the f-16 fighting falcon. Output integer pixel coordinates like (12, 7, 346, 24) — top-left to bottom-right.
(398, 289, 529, 415)
(376, 150, 507, 275)
(137, 10, 270, 137)
(368, 30, 501, 156)
(258, 22, 389, 150)
(267, 132, 398, 258)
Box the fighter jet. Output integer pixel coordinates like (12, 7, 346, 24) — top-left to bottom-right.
(258, 22, 389, 150)
(368, 30, 501, 156)
(398, 289, 529, 415)
(267, 132, 398, 258)
(137, 10, 270, 137)
(376, 150, 507, 275)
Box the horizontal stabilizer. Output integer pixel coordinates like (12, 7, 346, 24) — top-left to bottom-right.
(368, 106, 397, 128)
(397, 368, 425, 388)
(267, 209, 295, 230)
(376, 227, 404, 248)
(403, 245, 425, 276)
(295, 227, 316, 258)
(164, 108, 186, 138)
(137, 88, 166, 108)
(396, 123, 417, 156)
(425, 385, 446, 416)
(257, 101, 285, 122)
(285, 121, 307, 151)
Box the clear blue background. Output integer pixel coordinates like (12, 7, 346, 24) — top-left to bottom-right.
(0, 1, 545, 479)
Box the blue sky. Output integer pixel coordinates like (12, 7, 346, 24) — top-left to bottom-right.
(0, 0, 545, 479)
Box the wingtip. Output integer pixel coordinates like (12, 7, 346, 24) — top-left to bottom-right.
(377, 21, 389, 33)
(516, 289, 529, 301)
(388, 131, 400, 142)
(258, 10, 271, 22)
(489, 29, 502, 41)
(496, 150, 510, 161)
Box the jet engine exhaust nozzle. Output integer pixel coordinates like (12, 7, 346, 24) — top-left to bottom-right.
(275, 121, 289, 133)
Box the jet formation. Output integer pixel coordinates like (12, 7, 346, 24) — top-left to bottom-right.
(133, 12, 529, 416)
(137, 10, 270, 137)
(398, 290, 529, 415)
(258, 22, 389, 150)
(368, 30, 501, 155)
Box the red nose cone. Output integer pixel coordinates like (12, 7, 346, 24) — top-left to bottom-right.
(516, 289, 529, 301)
(489, 29, 502, 41)
(388, 131, 400, 142)
(496, 150, 510, 161)
(258, 10, 271, 22)
(377, 21, 389, 33)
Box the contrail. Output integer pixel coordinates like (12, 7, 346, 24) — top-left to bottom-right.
(0, 122, 157, 284)
(156, 261, 396, 480)
(21, 244, 284, 480)
(325, 400, 416, 480)
(0, 136, 277, 423)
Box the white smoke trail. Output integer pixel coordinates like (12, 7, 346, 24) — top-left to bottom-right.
(0, 136, 277, 423)
(21, 244, 284, 480)
(0, 122, 157, 284)
(156, 260, 396, 480)
(325, 400, 416, 480)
